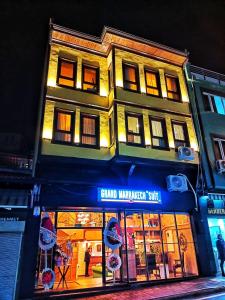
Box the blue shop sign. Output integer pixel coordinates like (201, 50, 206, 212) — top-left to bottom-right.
(98, 188, 161, 204)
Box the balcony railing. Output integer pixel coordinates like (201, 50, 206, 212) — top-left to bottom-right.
(0, 152, 33, 174)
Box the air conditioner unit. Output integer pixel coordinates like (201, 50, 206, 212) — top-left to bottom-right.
(178, 147, 195, 161)
(166, 175, 188, 193)
(216, 160, 225, 173)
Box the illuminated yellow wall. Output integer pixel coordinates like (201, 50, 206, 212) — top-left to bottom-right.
(116, 104, 199, 163)
(42, 40, 198, 163)
(47, 44, 110, 99)
(42, 99, 113, 160)
(114, 48, 189, 102)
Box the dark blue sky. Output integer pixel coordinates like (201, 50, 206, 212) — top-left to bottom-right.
(0, 0, 224, 153)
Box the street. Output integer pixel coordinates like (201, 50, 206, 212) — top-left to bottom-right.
(188, 292, 225, 299)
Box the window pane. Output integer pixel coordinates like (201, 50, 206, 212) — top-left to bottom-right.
(58, 78, 74, 87)
(84, 68, 97, 84)
(125, 212, 148, 281)
(83, 83, 97, 92)
(151, 120, 163, 137)
(176, 214, 194, 243)
(160, 214, 178, 243)
(146, 87, 159, 96)
(82, 136, 96, 145)
(166, 77, 177, 92)
(57, 212, 103, 227)
(214, 140, 222, 160)
(222, 141, 225, 158)
(173, 124, 185, 141)
(83, 117, 96, 135)
(124, 66, 136, 82)
(146, 72, 157, 87)
(128, 116, 139, 133)
(167, 92, 180, 100)
(57, 113, 71, 131)
(60, 61, 74, 78)
(54, 132, 71, 142)
(214, 96, 225, 114)
(183, 243, 198, 276)
(163, 243, 182, 278)
(124, 82, 137, 91)
(203, 94, 211, 111)
(128, 134, 141, 144)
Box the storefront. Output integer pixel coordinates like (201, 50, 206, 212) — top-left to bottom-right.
(35, 187, 199, 292)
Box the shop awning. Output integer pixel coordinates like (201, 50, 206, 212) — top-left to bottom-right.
(0, 189, 29, 208)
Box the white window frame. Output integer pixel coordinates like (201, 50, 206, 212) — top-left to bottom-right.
(203, 92, 225, 114)
(214, 137, 225, 160)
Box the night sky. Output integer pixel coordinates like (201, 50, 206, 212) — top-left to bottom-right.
(1, 0, 225, 154)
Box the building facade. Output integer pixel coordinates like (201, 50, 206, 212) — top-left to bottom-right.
(186, 64, 225, 276)
(20, 22, 200, 298)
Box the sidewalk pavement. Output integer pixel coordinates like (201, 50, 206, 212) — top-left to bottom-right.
(75, 276, 225, 300)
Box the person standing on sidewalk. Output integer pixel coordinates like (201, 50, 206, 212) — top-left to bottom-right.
(216, 234, 225, 276)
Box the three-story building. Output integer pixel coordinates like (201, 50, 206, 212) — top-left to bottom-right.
(20, 22, 200, 298)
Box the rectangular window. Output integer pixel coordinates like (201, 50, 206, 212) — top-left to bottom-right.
(82, 65, 99, 93)
(53, 109, 74, 143)
(203, 92, 225, 115)
(213, 137, 225, 160)
(126, 114, 144, 145)
(123, 63, 139, 92)
(145, 70, 160, 96)
(80, 114, 99, 147)
(165, 75, 180, 101)
(57, 58, 76, 88)
(149, 117, 168, 149)
(172, 121, 190, 148)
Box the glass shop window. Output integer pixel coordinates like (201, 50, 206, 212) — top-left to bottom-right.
(82, 65, 99, 93)
(53, 109, 74, 143)
(57, 212, 103, 228)
(165, 75, 180, 101)
(57, 58, 76, 88)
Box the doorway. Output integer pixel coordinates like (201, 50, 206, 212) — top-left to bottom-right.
(208, 218, 225, 274)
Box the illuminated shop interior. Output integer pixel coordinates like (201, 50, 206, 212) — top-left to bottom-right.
(36, 211, 198, 291)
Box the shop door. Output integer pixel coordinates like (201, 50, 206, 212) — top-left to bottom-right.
(208, 218, 224, 273)
(124, 212, 148, 282)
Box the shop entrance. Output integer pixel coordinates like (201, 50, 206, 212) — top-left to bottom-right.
(208, 217, 225, 274)
(36, 210, 198, 293)
(54, 228, 103, 289)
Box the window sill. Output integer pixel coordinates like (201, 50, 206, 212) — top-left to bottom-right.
(126, 142, 145, 147)
(123, 87, 141, 94)
(51, 140, 100, 150)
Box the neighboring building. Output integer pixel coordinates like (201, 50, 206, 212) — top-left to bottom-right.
(186, 64, 225, 277)
(0, 135, 37, 300)
(20, 22, 200, 299)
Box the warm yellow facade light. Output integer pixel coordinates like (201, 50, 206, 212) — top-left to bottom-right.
(42, 128, 53, 140)
(100, 137, 109, 148)
(100, 87, 108, 97)
(116, 79, 123, 88)
(47, 77, 57, 87)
